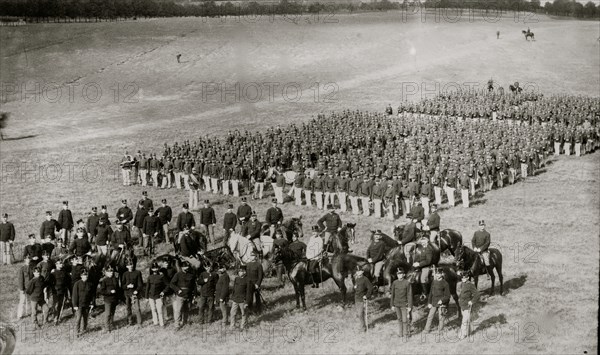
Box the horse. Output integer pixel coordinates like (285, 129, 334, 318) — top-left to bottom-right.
(226, 231, 275, 273)
(278, 217, 304, 242)
(522, 30, 534, 41)
(406, 264, 462, 315)
(109, 244, 137, 275)
(393, 226, 463, 258)
(172, 228, 208, 256)
(456, 245, 504, 295)
(323, 223, 356, 254)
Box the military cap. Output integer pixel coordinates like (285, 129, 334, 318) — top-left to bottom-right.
(76, 219, 84, 224)
(101, 205, 107, 209)
(228, 204, 234, 209)
(183, 203, 189, 208)
(121, 199, 127, 203)
(91, 207, 98, 212)
(142, 191, 148, 196)
(271, 198, 277, 203)
(2, 213, 7, 218)
(63, 201, 68, 205)
(161, 199, 167, 203)
(478, 220, 485, 226)
(46, 211, 52, 216)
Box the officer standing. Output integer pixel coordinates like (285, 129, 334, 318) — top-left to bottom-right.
(390, 268, 413, 339)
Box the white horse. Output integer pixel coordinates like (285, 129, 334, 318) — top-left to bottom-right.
(227, 231, 274, 269)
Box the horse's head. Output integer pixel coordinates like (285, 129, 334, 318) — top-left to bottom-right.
(393, 224, 405, 239)
(292, 216, 303, 239)
(344, 223, 356, 240)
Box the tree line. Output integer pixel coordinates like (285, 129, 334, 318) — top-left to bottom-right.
(0, 0, 597, 23)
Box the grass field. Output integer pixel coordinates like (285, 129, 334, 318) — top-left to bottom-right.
(0, 11, 599, 354)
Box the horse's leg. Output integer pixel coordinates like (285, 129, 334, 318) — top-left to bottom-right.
(293, 282, 300, 308)
(300, 280, 306, 310)
(496, 260, 504, 296)
(488, 266, 495, 295)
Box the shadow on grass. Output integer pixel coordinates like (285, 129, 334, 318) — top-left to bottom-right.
(470, 198, 487, 207)
(472, 313, 508, 335)
(499, 274, 527, 296)
(1, 134, 38, 141)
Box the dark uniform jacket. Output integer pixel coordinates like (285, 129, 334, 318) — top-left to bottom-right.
(170, 271, 196, 299)
(99, 276, 121, 302)
(390, 279, 413, 308)
(180, 233, 198, 257)
(156, 206, 172, 226)
(409, 205, 425, 221)
(199, 207, 216, 226)
(24, 243, 43, 262)
(366, 241, 386, 263)
(216, 272, 230, 301)
(231, 275, 250, 303)
(400, 223, 417, 244)
(265, 207, 283, 226)
(57, 209, 74, 230)
(52, 269, 71, 296)
(87, 215, 100, 238)
(472, 230, 491, 251)
(142, 215, 161, 236)
(69, 238, 91, 256)
(145, 274, 167, 300)
(95, 225, 113, 246)
(18, 264, 32, 291)
(177, 212, 196, 231)
(0, 221, 15, 242)
(354, 275, 373, 302)
(428, 279, 451, 306)
(458, 281, 480, 310)
(72, 279, 95, 307)
(289, 240, 307, 259)
(317, 212, 342, 232)
(246, 261, 264, 286)
(427, 213, 440, 231)
(117, 206, 134, 224)
(198, 271, 218, 297)
(122, 270, 144, 297)
(414, 245, 433, 267)
(110, 229, 131, 249)
(237, 205, 253, 223)
(223, 212, 237, 231)
(241, 220, 261, 239)
(134, 207, 148, 229)
(26, 276, 46, 303)
(40, 219, 60, 239)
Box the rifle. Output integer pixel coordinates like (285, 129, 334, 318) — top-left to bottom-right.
(364, 298, 369, 333)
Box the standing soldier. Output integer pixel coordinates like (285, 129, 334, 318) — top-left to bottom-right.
(317, 204, 342, 247)
(459, 171, 470, 208)
(26, 267, 49, 328)
(313, 172, 325, 210)
(337, 171, 350, 213)
(145, 262, 167, 327)
(275, 170, 286, 204)
(72, 269, 94, 336)
(122, 260, 144, 327)
(149, 153, 161, 187)
(140, 191, 154, 211)
(253, 166, 267, 200)
(231, 163, 242, 197)
(420, 177, 432, 216)
(86, 207, 100, 244)
(383, 179, 396, 220)
(291, 170, 304, 206)
(162, 156, 174, 189)
(472, 220, 492, 272)
(40, 211, 60, 241)
(400, 181, 411, 218)
(230, 265, 250, 330)
(99, 205, 111, 226)
(117, 199, 133, 225)
(23, 234, 43, 268)
(95, 217, 113, 256)
(458, 271, 480, 339)
(142, 208, 160, 256)
(110, 222, 131, 260)
(189, 167, 201, 209)
(198, 266, 218, 324)
(390, 268, 413, 339)
(199, 200, 216, 243)
(174, 155, 184, 190)
(424, 268, 450, 334)
(99, 266, 121, 333)
(348, 173, 361, 215)
(156, 199, 173, 244)
(444, 170, 457, 207)
(51, 258, 71, 325)
(223, 204, 238, 242)
(359, 175, 373, 217)
(324, 171, 337, 208)
(69, 228, 92, 257)
(0, 213, 15, 265)
(246, 257, 264, 314)
(120, 151, 134, 186)
(372, 179, 384, 218)
(265, 199, 284, 237)
(236, 197, 253, 226)
(139, 153, 149, 186)
(170, 262, 197, 330)
(302, 171, 314, 208)
(353, 267, 373, 333)
(431, 171, 443, 208)
(17, 255, 32, 319)
(222, 162, 232, 196)
(215, 264, 230, 326)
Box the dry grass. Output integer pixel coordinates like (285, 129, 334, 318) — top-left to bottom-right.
(0, 11, 598, 355)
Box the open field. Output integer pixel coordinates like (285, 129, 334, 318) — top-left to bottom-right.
(0, 11, 599, 354)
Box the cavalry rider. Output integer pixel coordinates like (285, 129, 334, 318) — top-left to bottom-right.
(399, 217, 420, 264)
(265, 199, 284, 237)
(472, 220, 491, 269)
(412, 235, 434, 297)
(241, 212, 262, 257)
(423, 204, 441, 244)
(367, 230, 387, 285)
(306, 226, 324, 288)
(289, 233, 307, 260)
(317, 204, 343, 249)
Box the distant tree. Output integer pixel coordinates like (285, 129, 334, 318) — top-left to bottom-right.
(583, 1, 597, 17)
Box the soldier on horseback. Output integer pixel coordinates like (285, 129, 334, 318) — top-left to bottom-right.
(367, 231, 386, 285)
(241, 212, 262, 257)
(306, 226, 324, 288)
(472, 220, 491, 276)
(317, 204, 342, 247)
(412, 235, 434, 298)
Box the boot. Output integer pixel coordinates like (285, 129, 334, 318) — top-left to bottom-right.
(422, 283, 430, 300)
